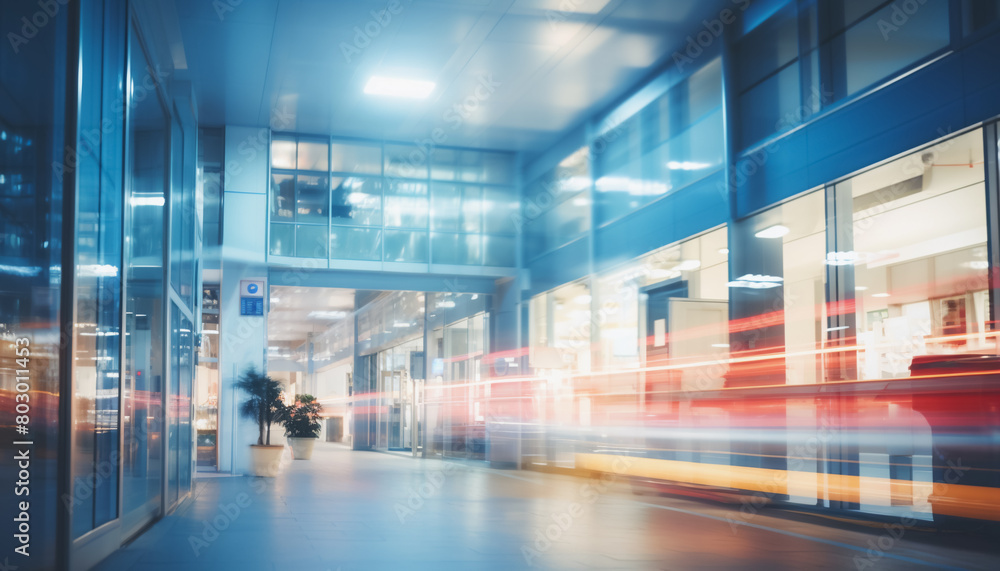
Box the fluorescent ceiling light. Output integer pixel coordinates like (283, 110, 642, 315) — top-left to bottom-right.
(364, 76, 435, 99)
(666, 161, 711, 170)
(965, 260, 989, 270)
(131, 196, 164, 207)
(393, 321, 411, 328)
(755, 225, 789, 239)
(872, 293, 891, 298)
(270, 297, 280, 304)
(825, 251, 861, 266)
(574, 294, 592, 305)
(855, 286, 868, 291)
(436, 300, 456, 309)
(826, 325, 850, 332)
(711, 343, 730, 348)
(674, 260, 701, 271)
(718, 248, 729, 255)
(728, 274, 783, 289)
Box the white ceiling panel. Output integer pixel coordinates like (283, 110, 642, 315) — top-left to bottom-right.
(163, 0, 734, 153)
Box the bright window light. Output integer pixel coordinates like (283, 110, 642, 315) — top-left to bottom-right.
(755, 225, 789, 239)
(364, 76, 435, 99)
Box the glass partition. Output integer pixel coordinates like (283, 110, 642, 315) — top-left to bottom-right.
(846, 128, 991, 378)
(122, 28, 167, 537)
(269, 135, 516, 267)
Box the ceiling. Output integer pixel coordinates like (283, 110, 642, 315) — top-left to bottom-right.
(267, 286, 356, 345)
(155, 0, 732, 153)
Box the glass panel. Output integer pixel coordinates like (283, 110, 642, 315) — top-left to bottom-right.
(168, 306, 181, 507)
(483, 235, 516, 266)
(178, 315, 193, 494)
(270, 223, 295, 256)
(431, 182, 460, 230)
(849, 129, 991, 379)
(123, 27, 167, 536)
(729, 189, 826, 386)
(332, 177, 381, 226)
(431, 183, 481, 233)
(195, 358, 219, 469)
(296, 224, 329, 259)
(295, 174, 328, 223)
(385, 143, 428, 179)
(385, 180, 428, 228)
(385, 230, 428, 262)
(68, 0, 126, 538)
(330, 226, 382, 260)
(840, 0, 949, 96)
(432, 233, 482, 265)
(331, 141, 382, 174)
(736, 3, 799, 92)
(270, 173, 295, 220)
(271, 137, 296, 169)
(297, 139, 329, 171)
(483, 187, 518, 235)
(170, 117, 184, 299)
(0, 0, 70, 560)
(739, 63, 800, 148)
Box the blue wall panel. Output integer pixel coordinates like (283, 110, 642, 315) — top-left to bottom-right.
(737, 31, 1000, 218)
(526, 237, 590, 296)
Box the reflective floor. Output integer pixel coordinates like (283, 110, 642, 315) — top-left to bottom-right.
(94, 444, 1000, 570)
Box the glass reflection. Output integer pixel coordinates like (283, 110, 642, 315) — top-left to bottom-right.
(122, 27, 166, 537)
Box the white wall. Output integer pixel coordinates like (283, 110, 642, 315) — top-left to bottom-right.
(218, 125, 270, 474)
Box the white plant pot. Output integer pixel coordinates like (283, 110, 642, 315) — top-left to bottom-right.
(249, 445, 285, 477)
(287, 437, 317, 460)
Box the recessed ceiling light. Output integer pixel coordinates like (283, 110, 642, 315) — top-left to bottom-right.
(364, 76, 435, 99)
(755, 225, 789, 239)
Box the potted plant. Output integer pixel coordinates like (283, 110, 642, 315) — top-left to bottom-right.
(235, 366, 285, 476)
(280, 394, 323, 460)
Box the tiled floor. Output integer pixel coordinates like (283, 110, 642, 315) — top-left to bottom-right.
(93, 443, 1000, 570)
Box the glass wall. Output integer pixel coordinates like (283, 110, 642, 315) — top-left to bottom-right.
(426, 308, 490, 460)
(524, 147, 591, 260)
(846, 129, 991, 378)
(729, 190, 827, 386)
(737, 0, 952, 149)
(269, 135, 517, 267)
(594, 57, 724, 226)
(68, 0, 127, 541)
(196, 285, 220, 469)
(0, 0, 72, 565)
(526, 228, 730, 467)
(122, 26, 168, 538)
